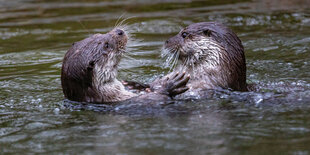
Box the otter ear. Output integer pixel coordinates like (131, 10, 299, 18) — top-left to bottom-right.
(203, 29, 211, 37)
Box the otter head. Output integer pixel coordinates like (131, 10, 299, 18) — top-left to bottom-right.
(61, 28, 128, 102)
(163, 22, 247, 91)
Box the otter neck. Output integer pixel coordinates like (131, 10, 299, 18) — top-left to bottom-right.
(174, 46, 227, 90)
(94, 56, 120, 83)
(92, 54, 136, 102)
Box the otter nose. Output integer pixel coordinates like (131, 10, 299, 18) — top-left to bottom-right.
(116, 29, 124, 36)
(165, 40, 169, 44)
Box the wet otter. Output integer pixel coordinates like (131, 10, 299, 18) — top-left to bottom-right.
(61, 28, 189, 103)
(150, 22, 247, 97)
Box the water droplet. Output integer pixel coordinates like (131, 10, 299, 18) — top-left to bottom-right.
(54, 108, 60, 114)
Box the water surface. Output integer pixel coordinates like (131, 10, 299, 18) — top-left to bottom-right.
(0, 0, 310, 154)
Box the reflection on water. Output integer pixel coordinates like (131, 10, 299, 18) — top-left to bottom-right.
(0, 0, 310, 154)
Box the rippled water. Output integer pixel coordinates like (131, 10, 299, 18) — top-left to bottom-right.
(1, 0, 310, 154)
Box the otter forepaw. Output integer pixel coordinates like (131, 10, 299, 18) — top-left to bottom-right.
(158, 72, 190, 97)
(122, 80, 150, 91)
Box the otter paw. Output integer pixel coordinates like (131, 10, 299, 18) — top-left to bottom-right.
(158, 72, 190, 97)
(122, 80, 150, 91)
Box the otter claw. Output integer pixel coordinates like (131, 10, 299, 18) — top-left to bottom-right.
(171, 71, 180, 79)
(170, 87, 189, 96)
(158, 71, 190, 97)
(123, 80, 150, 90)
(172, 74, 190, 89)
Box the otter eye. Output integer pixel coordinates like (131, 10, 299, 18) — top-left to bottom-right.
(104, 42, 109, 48)
(203, 29, 211, 37)
(181, 32, 189, 38)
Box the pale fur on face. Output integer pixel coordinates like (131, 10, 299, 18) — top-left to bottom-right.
(157, 22, 247, 94)
(91, 33, 136, 102)
(182, 36, 224, 69)
(163, 35, 225, 76)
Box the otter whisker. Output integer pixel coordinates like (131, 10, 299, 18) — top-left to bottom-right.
(118, 49, 126, 55)
(161, 47, 171, 58)
(117, 16, 136, 28)
(162, 49, 174, 67)
(117, 22, 128, 31)
(164, 52, 174, 66)
(77, 20, 91, 35)
(161, 46, 180, 72)
(168, 51, 178, 71)
(122, 53, 137, 61)
(115, 15, 130, 28)
(114, 13, 126, 28)
(170, 50, 179, 72)
(180, 56, 188, 71)
(161, 46, 172, 58)
(178, 26, 184, 31)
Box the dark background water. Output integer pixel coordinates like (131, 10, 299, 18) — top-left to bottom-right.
(0, 0, 310, 154)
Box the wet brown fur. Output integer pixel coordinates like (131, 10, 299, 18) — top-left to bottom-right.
(152, 22, 247, 97)
(61, 29, 137, 103)
(61, 28, 190, 103)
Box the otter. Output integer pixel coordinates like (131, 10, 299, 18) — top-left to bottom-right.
(153, 22, 247, 97)
(126, 22, 247, 98)
(61, 28, 189, 103)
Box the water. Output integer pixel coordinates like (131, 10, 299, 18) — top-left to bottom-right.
(1, 0, 310, 154)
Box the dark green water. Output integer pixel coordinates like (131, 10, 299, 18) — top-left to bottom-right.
(1, 0, 310, 154)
